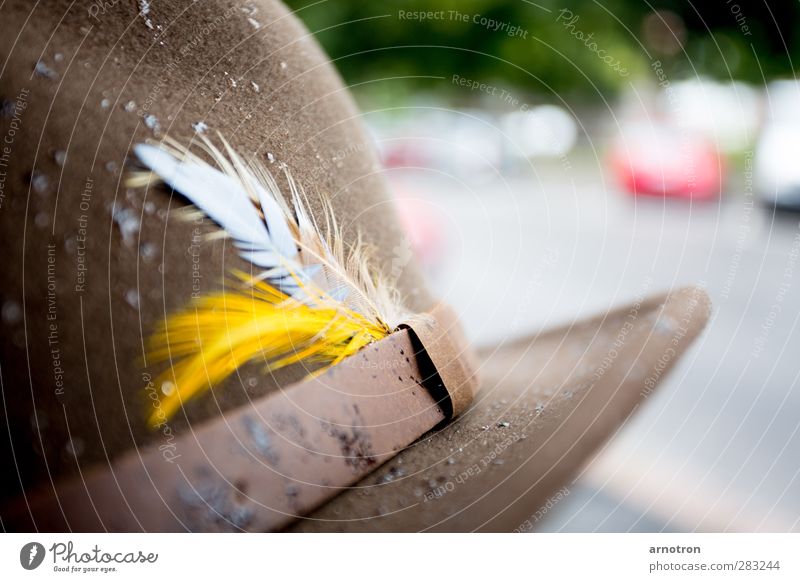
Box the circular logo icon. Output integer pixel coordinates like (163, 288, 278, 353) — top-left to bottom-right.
(19, 542, 46, 570)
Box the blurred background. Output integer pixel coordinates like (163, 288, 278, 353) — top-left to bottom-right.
(284, 0, 800, 531)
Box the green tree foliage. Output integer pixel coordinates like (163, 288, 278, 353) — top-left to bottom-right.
(284, 0, 800, 101)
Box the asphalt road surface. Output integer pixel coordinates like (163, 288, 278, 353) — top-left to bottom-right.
(388, 153, 800, 532)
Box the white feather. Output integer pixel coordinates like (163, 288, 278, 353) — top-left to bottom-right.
(131, 136, 408, 328)
(134, 143, 307, 294)
(134, 145, 271, 252)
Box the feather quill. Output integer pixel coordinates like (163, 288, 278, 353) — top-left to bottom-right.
(129, 135, 406, 427)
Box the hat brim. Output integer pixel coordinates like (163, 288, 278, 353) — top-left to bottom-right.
(291, 286, 710, 531)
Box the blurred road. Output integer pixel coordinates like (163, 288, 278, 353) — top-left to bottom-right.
(386, 151, 800, 532)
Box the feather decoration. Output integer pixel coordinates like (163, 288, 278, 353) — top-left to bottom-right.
(129, 135, 406, 427)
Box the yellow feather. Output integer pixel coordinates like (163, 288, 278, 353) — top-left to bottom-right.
(131, 135, 406, 428)
(147, 272, 390, 428)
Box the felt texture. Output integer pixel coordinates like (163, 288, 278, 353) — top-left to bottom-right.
(0, 0, 432, 503)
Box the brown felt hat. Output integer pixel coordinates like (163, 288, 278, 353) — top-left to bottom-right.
(0, 0, 710, 531)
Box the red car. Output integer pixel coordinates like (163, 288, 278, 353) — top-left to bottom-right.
(610, 124, 723, 199)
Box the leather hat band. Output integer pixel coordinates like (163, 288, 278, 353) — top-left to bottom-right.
(4, 305, 478, 532)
